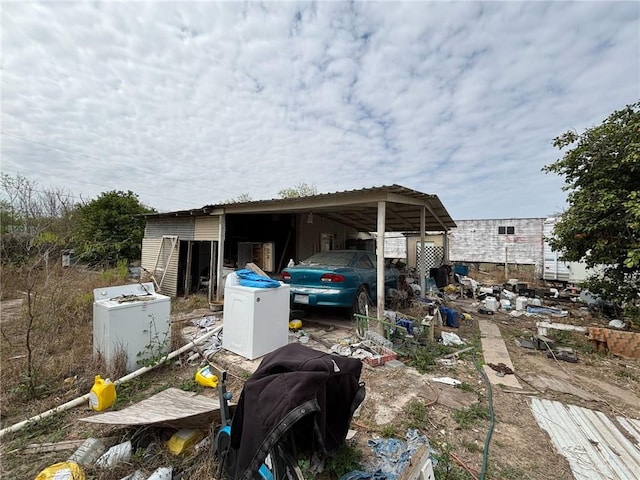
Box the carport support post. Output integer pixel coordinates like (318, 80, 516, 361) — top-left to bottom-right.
(376, 201, 386, 321)
(420, 206, 426, 297)
(215, 213, 226, 302)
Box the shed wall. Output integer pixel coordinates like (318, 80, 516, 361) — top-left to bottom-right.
(194, 217, 220, 241)
(296, 215, 358, 260)
(448, 218, 544, 268)
(145, 218, 195, 240)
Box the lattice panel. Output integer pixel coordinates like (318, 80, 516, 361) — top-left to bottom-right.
(416, 245, 444, 272)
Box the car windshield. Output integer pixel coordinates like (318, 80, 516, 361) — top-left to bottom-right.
(299, 251, 357, 267)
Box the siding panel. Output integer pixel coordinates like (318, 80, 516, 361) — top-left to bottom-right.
(145, 218, 195, 240)
(194, 217, 219, 241)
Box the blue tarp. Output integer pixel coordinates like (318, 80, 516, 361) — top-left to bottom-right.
(235, 269, 281, 288)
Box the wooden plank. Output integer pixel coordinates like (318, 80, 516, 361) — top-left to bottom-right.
(245, 262, 269, 278)
(398, 444, 435, 480)
(80, 388, 223, 429)
(24, 436, 118, 454)
(478, 319, 521, 389)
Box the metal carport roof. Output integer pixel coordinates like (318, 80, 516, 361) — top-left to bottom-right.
(145, 184, 456, 232)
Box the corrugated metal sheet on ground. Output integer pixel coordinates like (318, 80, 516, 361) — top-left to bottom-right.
(530, 397, 640, 479)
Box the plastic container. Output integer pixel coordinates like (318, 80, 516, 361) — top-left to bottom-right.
(35, 462, 85, 480)
(515, 297, 529, 311)
(288, 319, 302, 330)
(89, 375, 116, 411)
(95, 440, 132, 468)
(67, 437, 107, 465)
(166, 429, 203, 455)
(485, 297, 498, 312)
(195, 365, 219, 388)
(147, 467, 173, 480)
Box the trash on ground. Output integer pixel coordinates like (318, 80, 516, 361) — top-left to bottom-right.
(166, 428, 204, 455)
(191, 315, 220, 329)
(430, 376, 462, 386)
(67, 437, 109, 465)
(89, 375, 116, 412)
(608, 319, 626, 329)
(526, 305, 568, 317)
(289, 319, 303, 330)
(487, 362, 514, 376)
(440, 331, 464, 346)
(546, 349, 578, 363)
(34, 461, 85, 480)
(95, 440, 132, 468)
(587, 327, 640, 359)
(340, 429, 433, 480)
(195, 365, 219, 388)
(146, 467, 173, 480)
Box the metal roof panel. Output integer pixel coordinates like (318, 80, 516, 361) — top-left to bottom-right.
(530, 398, 640, 480)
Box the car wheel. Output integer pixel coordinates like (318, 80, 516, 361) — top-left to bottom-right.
(352, 286, 371, 317)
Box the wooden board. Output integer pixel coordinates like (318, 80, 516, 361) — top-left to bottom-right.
(80, 388, 223, 429)
(478, 319, 521, 389)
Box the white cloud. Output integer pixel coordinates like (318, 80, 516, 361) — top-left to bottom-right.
(1, 1, 638, 218)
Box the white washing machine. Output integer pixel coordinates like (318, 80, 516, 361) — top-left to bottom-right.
(222, 277, 290, 360)
(93, 282, 171, 372)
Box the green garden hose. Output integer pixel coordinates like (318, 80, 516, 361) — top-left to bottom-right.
(473, 350, 495, 480)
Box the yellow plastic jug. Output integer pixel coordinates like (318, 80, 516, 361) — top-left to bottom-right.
(166, 429, 203, 455)
(288, 319, 303, 330)
(89, 375, 116, 411)
(35, 461, 85, 480)
(195, 366, 219, 388)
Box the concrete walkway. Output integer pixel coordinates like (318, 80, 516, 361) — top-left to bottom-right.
(478, 318, 521, 389)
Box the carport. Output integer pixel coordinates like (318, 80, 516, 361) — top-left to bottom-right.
(209, 185, 456, 317)
(141, 185, 455, 318)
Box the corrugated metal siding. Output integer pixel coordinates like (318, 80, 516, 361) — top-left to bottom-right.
(194, 216, 219, 241)
(530, 398, 640, 479)
(140, 237, 179, 297)
(448, 219, 544, 266)
(144, 218, 195, 240)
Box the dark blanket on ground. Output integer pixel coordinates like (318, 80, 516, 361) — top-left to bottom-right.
(230, 343, 365, 480)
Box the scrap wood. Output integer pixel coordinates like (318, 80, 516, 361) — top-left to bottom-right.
(245, 262, 269, 278)
(503, 389, 540, 395)
(443, 346, 474, 358)
(80, 388, 222, 429)
(24, 436, 119, 454)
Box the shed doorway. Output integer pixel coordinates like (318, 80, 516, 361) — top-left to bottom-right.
(177, 240, 216, 298)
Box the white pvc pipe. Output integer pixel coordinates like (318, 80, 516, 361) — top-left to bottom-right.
(0, 325, 223, 439)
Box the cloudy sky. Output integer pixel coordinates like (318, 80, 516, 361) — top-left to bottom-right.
(2, 1, 638, 219)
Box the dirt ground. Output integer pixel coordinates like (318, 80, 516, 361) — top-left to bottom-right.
(1, 292, 639, 479)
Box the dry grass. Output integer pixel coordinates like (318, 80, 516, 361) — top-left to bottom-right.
(0, 265, 224, 479)
(1, 265, 131, 420)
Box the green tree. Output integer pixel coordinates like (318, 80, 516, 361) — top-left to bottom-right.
(543, 101, 640, 308)
(278, 182, 318, 198)
(75, 190, 155, 266)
